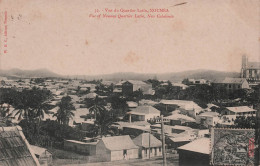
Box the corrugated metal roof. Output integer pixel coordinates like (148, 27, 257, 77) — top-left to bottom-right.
(101, 135, 138, 151)
(0, 126, 40, 166)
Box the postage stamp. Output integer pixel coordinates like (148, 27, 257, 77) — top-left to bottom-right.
(211, 128, 255, 166)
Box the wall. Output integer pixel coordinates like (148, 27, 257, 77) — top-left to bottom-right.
(140, 147, 162, 159)
(95, 140, 111, 161)
(64, 141, 96, 156)
(145, 113, 160, 121)
(110, 149, 138, 161)
(178, 150, 209, 166)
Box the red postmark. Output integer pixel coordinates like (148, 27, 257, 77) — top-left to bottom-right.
(4, 11, 8, 54)
(1, 10, 8, 55)
(248, 137, 254, 157)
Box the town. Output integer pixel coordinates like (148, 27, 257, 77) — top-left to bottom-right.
(0, 55, 259, 166)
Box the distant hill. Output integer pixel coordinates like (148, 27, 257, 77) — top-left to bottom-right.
(0, 68, 240, 82)
(70, 69, 240, 82)
(0, 68, 61, 78)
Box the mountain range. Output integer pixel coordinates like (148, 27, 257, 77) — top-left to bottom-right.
(0, 68, 240, 82)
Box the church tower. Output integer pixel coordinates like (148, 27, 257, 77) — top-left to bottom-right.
(241, 55, 248, 78)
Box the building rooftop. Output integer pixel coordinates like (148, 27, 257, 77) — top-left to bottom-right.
(165, 113, 196, 122)
(30, 145, 50, 156)
(133, 133, 162, 148)
(214, 77, 247, 84)
(178, 138, 210, 154)
(65, 140, 97, 145)
(0, 126, 40, 166)
(226, 106, 256, 113)
(101, 135, 138, 151)
(112, 121, 150, 130)
(160, 100, 202, 110)
(124, 80, 148, 85)
(128, 106, 160, 115)
(247, 62, 260, 69)
(198, 111, 219, 117)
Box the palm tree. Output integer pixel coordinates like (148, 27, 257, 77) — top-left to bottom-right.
(86, 96, 117, 137)
(0, 104, 12, 126)
(54, 96, 75, 125)
(93, 107, 116, 137)
(88, 96, 106, 120)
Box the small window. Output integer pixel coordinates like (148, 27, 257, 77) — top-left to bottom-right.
(159, 147, 161, 152)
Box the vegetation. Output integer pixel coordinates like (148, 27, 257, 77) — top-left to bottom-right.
(54, 96, 75, 125)
(19, 119, 84, 148)
(85, 96, 118, 137)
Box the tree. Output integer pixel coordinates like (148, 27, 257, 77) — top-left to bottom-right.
(54, 96, 75, 125)
(87, 96, 107, 119)
(146, 79, 161, 88)
(85, 96, 117, 137)
(11, 87, 52, 122)
(182, 78, 190, 85)
(109, 95, 128, 117)
(92, 107, 117, 137)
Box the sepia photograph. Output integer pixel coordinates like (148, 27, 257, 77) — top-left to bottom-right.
(0, 0, 259, 165)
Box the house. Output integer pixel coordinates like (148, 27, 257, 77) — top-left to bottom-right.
(127, 106, 160, 122)
(113, 80, 125, 93)
(151, 124, 196, 138)
(30, 145, 52, 166)
(178, 138, 210, 166)
(122, 125, 150, 138)
(187, 79, 208, 85)
(196, 111, 220, 127)
(172, 83, 188, 90)
(86, 92, 97, 99)
(111, 121, 150, 131)
(133, 133, 162, 159)
(222, 106, 257, 116)
(122, 80, 153, 95)
(212, 77, 250, 94)
(64, 140, 97, 155)
(241, 55, 260, 83)
(168, 136, 191, 149)
(160, 100, 203, 118)
(165, 113, 196, 126)
(0, 126, 40, 166)
(95, 135, 139, 161)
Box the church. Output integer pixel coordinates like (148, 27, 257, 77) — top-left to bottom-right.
(241, 55, 260, 84)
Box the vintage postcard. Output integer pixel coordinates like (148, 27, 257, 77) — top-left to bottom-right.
(0, 0, 259, 166)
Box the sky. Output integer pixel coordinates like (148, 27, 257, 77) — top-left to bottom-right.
(0, 0, 259, 75)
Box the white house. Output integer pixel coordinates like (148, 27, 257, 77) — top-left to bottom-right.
(128, 106, 160, 122)
(160, 100, 203, 118)
(95, 135, 139, 161)
(133, 133, 162, 159)
(196, 112, 220, 127)
(222, 106, 257, 116)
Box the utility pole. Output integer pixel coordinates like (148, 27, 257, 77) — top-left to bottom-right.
(149, 129, 151, 159)
(161, 115, 167, 166)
